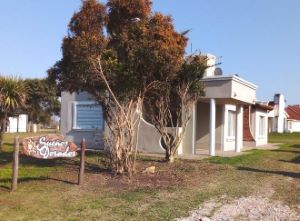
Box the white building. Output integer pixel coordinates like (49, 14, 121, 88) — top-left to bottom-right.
(285, 105, 300, 133)
(6, 114, 28, 133)
(268, 94, 287, 133)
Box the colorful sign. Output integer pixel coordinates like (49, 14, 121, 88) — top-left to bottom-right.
(22, 135, 78, 159)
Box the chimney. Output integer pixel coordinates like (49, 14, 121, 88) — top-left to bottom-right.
(203, 53, 216, 77)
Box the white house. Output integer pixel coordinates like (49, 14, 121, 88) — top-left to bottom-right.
(266, 94, 300, 133)
(267, 94, 288, 133)
(285, 105, 300, 132)
(6, 114, 28, 133)
(138, 55, 272, 155)
(60, 54, 272, 156)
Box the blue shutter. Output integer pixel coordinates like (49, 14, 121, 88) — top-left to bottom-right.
(76, 104, 103, 130)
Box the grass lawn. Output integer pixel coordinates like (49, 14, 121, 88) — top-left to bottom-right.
(0, 132, 299, 220)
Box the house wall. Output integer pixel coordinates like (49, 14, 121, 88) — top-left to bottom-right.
(230, 80, 256, 104)
(202, 76, 256, 105)
(269, 94, 286, 133)
(60, 91, 104, 149)
(181, 103, 195, 154)
(195, 102, 223, 151)
(203, 80, 232, 99)
(137, 118, 165, 154)
(253, 109, 269, 146)
(223, 104, 237, 151)
(277, 94, 286, 133)
(287, 121, 300, 132)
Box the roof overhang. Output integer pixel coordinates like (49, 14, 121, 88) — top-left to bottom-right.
(200, 75, 257, 105)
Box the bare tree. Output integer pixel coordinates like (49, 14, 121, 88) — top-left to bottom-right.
(92, 57, 144, 176)
(145, 54, 208, 163)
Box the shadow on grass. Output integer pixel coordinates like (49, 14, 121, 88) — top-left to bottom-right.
(46, 177, 78, 185)
(279, 155, 300, 164)
(0, 176, 48, 191)
(0, 151, 13, 166)
(290, 144, 300, 148)
(270, 149, 300, 154)
(137, 157, 166, 163)
(237, 166, 300, 179)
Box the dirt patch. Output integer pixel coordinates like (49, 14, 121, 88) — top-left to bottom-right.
(47, 159, 222, 192)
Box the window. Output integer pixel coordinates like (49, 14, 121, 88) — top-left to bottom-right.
(288, 121, 292, 130)
(228, 110, 236, 137)
(73, 102, 103, 130)
(259, 116, 265, 137)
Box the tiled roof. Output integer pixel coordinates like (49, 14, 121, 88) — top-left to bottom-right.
(285, 105, 300, 121)
(254, 103, 274, 111)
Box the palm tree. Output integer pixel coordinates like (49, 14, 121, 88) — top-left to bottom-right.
(0, 76, 27, 150)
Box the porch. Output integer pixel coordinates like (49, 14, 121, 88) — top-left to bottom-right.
(181, 75, 258, 156)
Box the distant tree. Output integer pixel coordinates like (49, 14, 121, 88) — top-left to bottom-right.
(23, 78, 60, 126)
(0, 76, 27, 150)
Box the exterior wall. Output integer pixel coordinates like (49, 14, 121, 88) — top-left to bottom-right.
(269, 94, 286, 133)
(61, 91, 185, 153)
(277, 94, 286, 133)
(181, 103, 195, 154)
(223, 104, 237, 151)
(60, 91, 104, 149)
(201, 76, 257, 105)
(203, 80, 232, 99)
(195, 102, 223, 151)
(137, 118, 165, 154)
(7, 114, 28, 133)
(253, 109, 269, 146)
(230, 80, 256, 104)
(286, 120, 300, 132)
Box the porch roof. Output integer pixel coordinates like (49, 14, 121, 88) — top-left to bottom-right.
(200, 75, 257, 105)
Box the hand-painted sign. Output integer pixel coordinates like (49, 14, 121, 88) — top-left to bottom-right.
(22, 135, 78, 159)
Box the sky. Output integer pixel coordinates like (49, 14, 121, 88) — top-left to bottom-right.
(0, 0, 299, 104)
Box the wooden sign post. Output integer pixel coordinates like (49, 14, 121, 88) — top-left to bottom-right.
(10, 134, 85, 191)
(78, 138, 86, 186)
(11, 136, 19, 191)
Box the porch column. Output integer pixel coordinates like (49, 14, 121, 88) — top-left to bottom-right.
(192, 102, 197, 155)
(235, 105, 243, 152)
(209, 98, 216, 156)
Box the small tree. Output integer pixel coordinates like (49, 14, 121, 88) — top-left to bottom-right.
(92, 58, 147, 175)
(0, 76, 27, 150)
(145, 54, 208, 162)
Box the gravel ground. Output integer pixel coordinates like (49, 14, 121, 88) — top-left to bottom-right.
(175, 195, 300, 221)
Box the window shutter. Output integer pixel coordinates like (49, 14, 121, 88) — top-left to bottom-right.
(75, 103, 103, 130)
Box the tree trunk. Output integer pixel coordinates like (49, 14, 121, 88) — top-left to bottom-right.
(165, 148, 174, 163)
(0, 132, 3, 152)
(0, 113, 7, 151)
(16, 115, 19, 133)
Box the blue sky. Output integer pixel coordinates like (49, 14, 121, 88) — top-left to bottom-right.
(0, 0, 299, 104)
